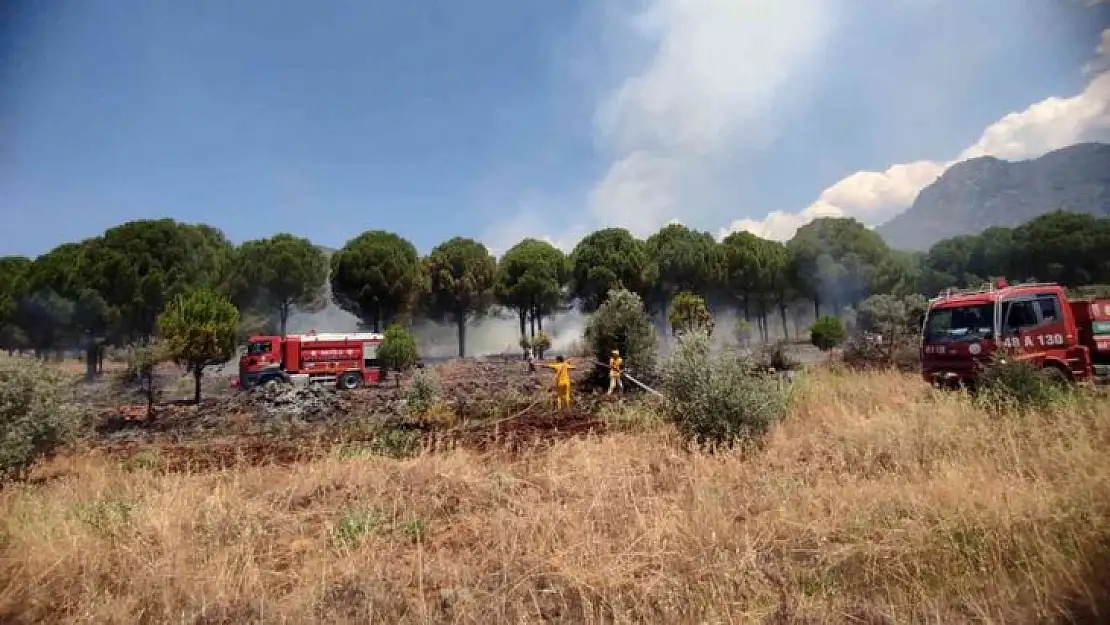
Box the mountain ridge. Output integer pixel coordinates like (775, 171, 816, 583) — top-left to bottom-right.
(876, 142, 1110, 251)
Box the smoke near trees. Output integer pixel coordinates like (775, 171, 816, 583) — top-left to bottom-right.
(1, 210, 1107, 363)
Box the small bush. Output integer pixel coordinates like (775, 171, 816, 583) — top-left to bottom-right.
(975, 358, 1072, 412)
(405, 367, 441, 416)
(810, 315, 846, 351)
(379, 323, 419, 386)
(0, 355, 81, 482)
(584, 288, 658, 383)
(117, 340, 170, 419)
(659, 330, 790, 451)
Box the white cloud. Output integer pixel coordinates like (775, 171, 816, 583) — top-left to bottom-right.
(489, 14, 1109, 255)
(724, 28, 1110, 241)
(589, 0, 837, 232)
(482, 0, 836, 250)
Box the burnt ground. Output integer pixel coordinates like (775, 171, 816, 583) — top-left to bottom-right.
(74, 358, 615, 471)
(68, 345, 824, 471)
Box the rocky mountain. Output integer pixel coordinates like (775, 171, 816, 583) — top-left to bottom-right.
(877, 142, 1110, 251)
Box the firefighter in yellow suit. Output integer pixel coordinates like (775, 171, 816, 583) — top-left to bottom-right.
(607, 349, 624, 395)
(546, 355, 576, 410)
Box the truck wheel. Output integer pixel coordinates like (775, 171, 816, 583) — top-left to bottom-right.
(338, 371, 361, 390)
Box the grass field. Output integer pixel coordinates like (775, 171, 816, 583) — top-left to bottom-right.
(1, 369, 1108, 624)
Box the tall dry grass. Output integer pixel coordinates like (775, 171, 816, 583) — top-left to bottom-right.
(1, 370, 1108, 624)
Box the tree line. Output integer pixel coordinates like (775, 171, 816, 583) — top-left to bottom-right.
(1, 210, 1107, 364)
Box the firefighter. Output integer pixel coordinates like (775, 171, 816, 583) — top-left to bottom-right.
(545, 355, 576, 410)
(607, 348, 624, 395)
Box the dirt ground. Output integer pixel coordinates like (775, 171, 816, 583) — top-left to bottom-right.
(75, 357, 613, 471)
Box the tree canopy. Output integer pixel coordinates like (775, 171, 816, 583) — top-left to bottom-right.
(423, 237, 498, 357)
(645, 223, 723, 312)
(496, 238, 568, 340)
(5, 209, 1109, 367)
(569, 228, 654, 313)
(235, 233, 328, 335)
(787, 217, 893, 316)
(329, 230, 425, 332)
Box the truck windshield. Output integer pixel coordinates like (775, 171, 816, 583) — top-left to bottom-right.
(247, 341, 273, 355)
(924, 303, 994, 342)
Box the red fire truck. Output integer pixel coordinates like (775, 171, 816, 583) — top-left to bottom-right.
(236, 330, 385, 390)
(921, 278, 1110, 387)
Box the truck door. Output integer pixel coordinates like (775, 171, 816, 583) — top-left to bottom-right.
(362, 341, 382, 383)
(999, 293, 1072, 365)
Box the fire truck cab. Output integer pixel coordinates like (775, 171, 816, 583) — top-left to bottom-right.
(921, 278, 1110, 387)
(237, 330, 385, 390)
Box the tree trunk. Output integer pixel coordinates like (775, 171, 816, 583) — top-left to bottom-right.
(529, 307, 536, 339)
(518, 309, 527, 357)
(457, 312, 467, 358)
(780, 304, 789, 341)
(84, 342, 97, 381)
(743, 296, 751, 321)
(279, 302, 290, 336)
(814, 298, 820, 319)
(193, 366, 203, 405)
(537, 313, 543, 333)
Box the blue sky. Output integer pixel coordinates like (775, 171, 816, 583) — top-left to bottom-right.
(2, 0, 1108, 258)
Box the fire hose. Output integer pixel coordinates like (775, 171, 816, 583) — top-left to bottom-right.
(590, 360, 667, 400)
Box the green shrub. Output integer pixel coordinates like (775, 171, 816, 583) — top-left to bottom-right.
(406, 367, 441, 416)
(378, 323, 419, 386)
(584, 288, 658, 383)
(0, 355, 81, 482)
(810, 315, 846, 351)
(659, 330, 790, 452)
(975, 358, 1073, 412)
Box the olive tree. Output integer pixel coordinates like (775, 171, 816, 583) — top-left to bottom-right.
(0, 355, 81, 482)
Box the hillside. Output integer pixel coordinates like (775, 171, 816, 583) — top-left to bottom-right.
(877, 142, 1110, 251)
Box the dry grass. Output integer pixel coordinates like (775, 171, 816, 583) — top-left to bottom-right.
(2, 370, 1109, 624)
